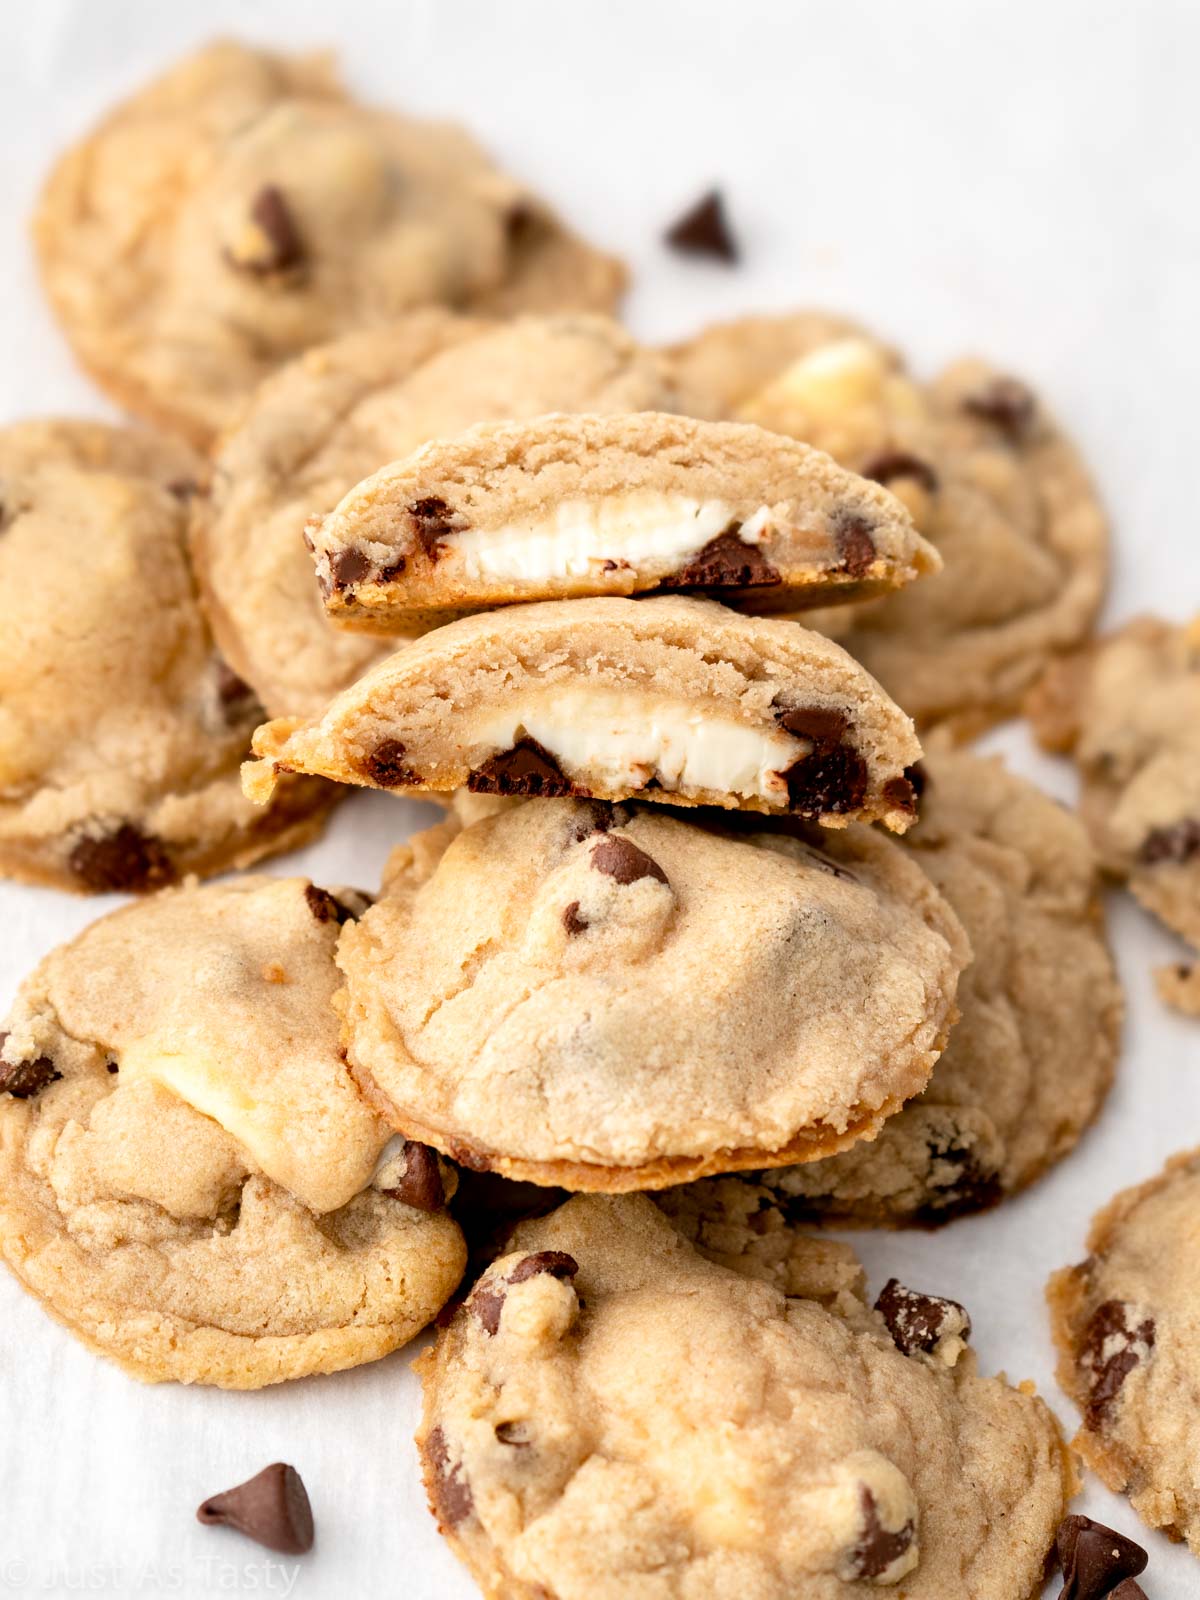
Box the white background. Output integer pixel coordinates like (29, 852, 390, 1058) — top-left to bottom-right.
(1, 2, 1198, 1595)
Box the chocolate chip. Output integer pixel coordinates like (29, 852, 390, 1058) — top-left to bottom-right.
(328, 547, 372, 591)
(1056, 1514, 1148, 1600)
(776, 706, 849, 748)
(860, 449, 940, 494)
(424, 1427, 473, 1528)
(962, 376, 1037, 440)
(507, 1251, 579, 1286)
(383, 1141, 445, 1212)
(844, 1485, 915, 1581)
(882, 774, 919, 813)
(302, 884, 360, 926)
(235, 185, 306, 275)
(166, 478, 201, 502)
(468, 738, 578, 798)
(407, 497, 458, 561)
(664, 188, 739, 263)
(659, 528, 780, 590)
(1108, 1584, 1148, 1600)
(470, 1282, 506, 1336)
(904, 761, 928, 800)
(911, 1143, 1004, 1227)
(215, 658, 258, 718)
(67, 824, 175, 894)
(494, 1421, 532, 1447)
(504, 201, 540, 248)
(1082, 1300, 1156, 1427)
(832, 511, 877, 578)
(358, 738, 419, 788)
(875, 1279, 971, 1358)
(106, 1059, 119, 1074)
(590, 835, 669, 887)
(562, 900, 589, 936)
(781, 744, 868, 816)
(197, 1462, 314, 1555)
(1139, 818, 1200, 866)
(0, 1035, 61, 1099)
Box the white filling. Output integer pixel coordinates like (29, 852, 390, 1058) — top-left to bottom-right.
(475, 688, 803, 803)
(449, 494, 774, 582)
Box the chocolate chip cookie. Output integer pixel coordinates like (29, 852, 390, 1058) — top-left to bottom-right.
(0, 419, 331, 892)
(194, 311, 689, 718)
(416, 1194, 1072, 1598)
(334, 796, 967, 1189)
(0, 875, 465, 1386)
(245, 596, 925, 826)
(660, 751, 1121, 1236)
(311, 411, 938, 629)
(34, 41, 624, 447)
(670, 316, 1108, 739)
(1030, 615, 1200, 1014)
(1048, 1147, 1200, 1555)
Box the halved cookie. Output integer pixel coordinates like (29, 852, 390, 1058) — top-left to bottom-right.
(309, 412, 938, 629)
(334, 798, 968, 1190)
(0, 875, 465, 1386)
(245, 597, 924, 827)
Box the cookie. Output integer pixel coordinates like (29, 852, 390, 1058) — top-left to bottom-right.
(245, 596, 925, 826)
(670, 316, 1108, 739)
(1029, 615, 1200, 1014)
(194, 312, 688, 718)
(660, 752, 1121, 1235)
(310, 411, 938, 629)
(34, 41, 624, 447)
(334, 796, 967, 1190)
(416, 1193, 1072, 1599)
(0, 875, 465, 1386)
(1048, 1147, 1200, 1554)
(0, 419, 331, 893)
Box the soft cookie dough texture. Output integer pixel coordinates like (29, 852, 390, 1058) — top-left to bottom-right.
(0, 419, 330, 892)
(416, 1194, 1072, 1600)
(0, 876, 465, 1386)
(670, 315, 1108, 739)
(245, 597, 925, 827)
(1049, 1147, 1200, 1555)
(310, 412, 938, 629)
(334, 797, 968, 1189)
(1030, 615, 1200, 1014)
(34, 41, 624, 446)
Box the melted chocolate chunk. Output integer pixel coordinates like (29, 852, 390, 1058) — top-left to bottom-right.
(383, 1141, 445, 1213)
(660, 528, 780, 590)
(359, 738, 419, 788)
(562, 900, 589, 936)
(424, 1427, 473, 1528)
(241, 186, 306, 275)
(962, 375, 1037, 440)
(68, 824, 175, 894)
(508, 1251, 579, 1285)
(1082, 1300, 1156, 1428)
(0, 1035, 61, 1099)
(303, 884, 355, 925)
(845, 1486, 915, 1581)
(664, 188, 739, 263)
(590, 835, 669, 887)
(468, 738, 577, 798)
(860, 449, 940, 494)
(875, 1278, 971, 1358)
(1056, 1514, 1148, 1600)
(197, 1462, 314, 1555)
(1139, 817, 1200, 865)
(782, 743, 869, 816)
(328, 547, 372, 591)
(832, 510, 877, 578)
(407, 497, 458, 561)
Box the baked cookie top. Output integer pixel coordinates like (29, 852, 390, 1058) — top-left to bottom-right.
(416, 1194, 1072, 1600)
(309, 411, 938, 628)
(34, 41, 624, 446)
(1048, 1147, 1200, 1555)
(245, 596, 925, 827)
(1030, 614, 1200, 1013)
(0, 418, 330, 893)
(0, 875, 465, 1387)
(670, 316, 1108, 740)
(663, 751, 1121, 1234)
(335, 797, 967, 1188)
(194, 312, 689, 718)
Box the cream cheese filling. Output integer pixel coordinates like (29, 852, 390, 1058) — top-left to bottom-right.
(474, 688, 803, 803)
(448, 494, 775, 582)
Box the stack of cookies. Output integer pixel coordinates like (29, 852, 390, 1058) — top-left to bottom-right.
(2, 36, 1196, 1600)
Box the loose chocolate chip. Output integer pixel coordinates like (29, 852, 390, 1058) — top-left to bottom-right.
(660, 528, 780, 590)
(1082, 1300, 1156, 1427)
(383, 1141, 445, 1212)
(407, 496, 458, 561)
(328, 547, 372, 591)
(494, 1421, 532, 1447)
(664, 188, 739, 263)
(781, 743, 869, 816)
(832, 510, 877, 578)
(776, 706, 849, 749)
(197, 1462, 314, 1555)
(1056, 1514, 1148, 1600)
(875, 1278, 971, 1358)
(424, 1427, 473, 1528)
(67, 824, 175, 894)
(468, 738, 577, 798)
(845, 1485, 915, 1581)
(881, 774, 918, 813)
(508, 1251, 579, 1286)
(562, 900, 589, 936)
(359, 738, 419, 788)
(0, 1035, 61, 1099)
(590, 835, 669, 887)
(1139, 818, 1200, 866)
(238, 185, 306, 275)
(962, 375, 1037, 440)
(860, 449, 940, 494)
